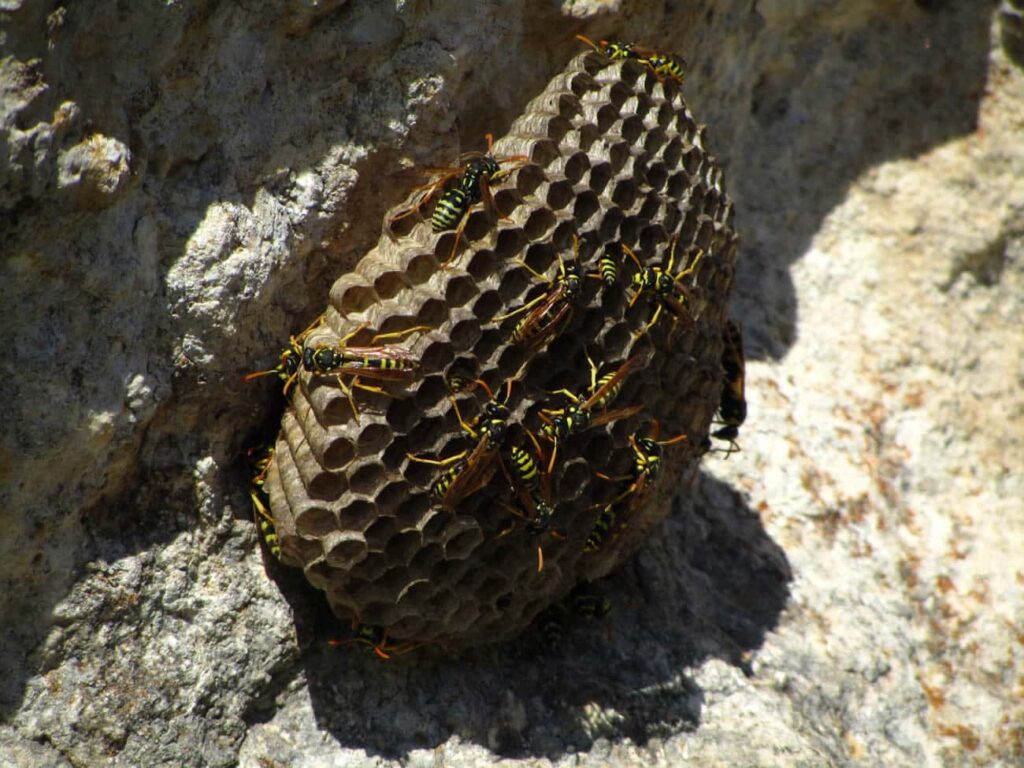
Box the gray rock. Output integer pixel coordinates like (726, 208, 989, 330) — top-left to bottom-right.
(2, 1, 1021, 767)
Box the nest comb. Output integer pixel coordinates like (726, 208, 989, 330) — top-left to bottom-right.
(260, 50, 739, 649)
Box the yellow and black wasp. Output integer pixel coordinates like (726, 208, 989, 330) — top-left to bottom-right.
(583, 500, 627, 553)
(711, 319, 746, 455)
(247, 444, 283, 561)
(621, 235, 704, 338)
(494, 234, 586, 351)
(593, 418, 690, 509)
(407, 378, 513, 510)
(389, 133, 529, 264)
(575, 34, 641, 61)
(498, 430, 561, 572)
(300, 322, 429, 419)
(576, 35, 686, 84)
(591, 242, 620, 289)
(538, 353, 645, 470)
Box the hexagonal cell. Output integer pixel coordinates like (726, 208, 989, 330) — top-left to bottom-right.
(323, 530, 369, 569)
(349, 461, 386, 496)
(294, 506, 338, 537)
(337, 497, 379, 532)
(364, 515, 399, 552)
(442, 520, 484, 561)
(449, 317, 482, 352)
(385, 528, 423, 566)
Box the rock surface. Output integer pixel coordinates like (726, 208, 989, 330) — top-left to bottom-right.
(1, 1, 1021, 767)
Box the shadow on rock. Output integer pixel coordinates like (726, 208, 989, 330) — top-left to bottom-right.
(291, 470, 790, 760)
(692, 1, 994, 361)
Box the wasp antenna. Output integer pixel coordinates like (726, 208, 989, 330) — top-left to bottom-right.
(473, 377, 495, 400)
(658, 432, 689, 447)
(242, 368, 277, 382)
(485, 132, 495, 152)
(575, 33, 600, 52)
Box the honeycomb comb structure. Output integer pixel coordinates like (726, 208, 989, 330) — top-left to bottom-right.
(261, 51, 739, 648)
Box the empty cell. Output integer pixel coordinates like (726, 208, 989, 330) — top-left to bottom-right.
(604, 140, 629, 174)
(443, 522, 484, 560)
(324, 531, 369, 569)
(349, 462, 386, 496)
(638, 194, 662, 222)
(573, 189, 600, 224)
(667, 171, 690, 199)
(521, 241, 555, 276)
(395, 493, 433, 529)
(303, 559, 337, 591)
(364, 516, 399, 551)
(447, 317, 481, 352)
(418, 339, 455, 372)
(656, 103, 674, 130)
(514, 164, 546, 197)
(576, 122, 600, 151)
(337, 283, 379, 316)
(522, 208, 556, 241)
(533, 135, 565, 167)
(466, 249, 497, 281)
(356, 423, 393, 457)
(444, 274, 478, 308)
(385, 529, 423, 566)
(643, 130, 667, 155)
(405, 252, 438, 284)
(414, 297, 448, 327)
(661, 137, 683, 168)
(285, 536, 324, 567)
(492, 187, 521, 220)
(375, 480, 411, 516)
(596, 104, 618, 133)
(338, 497, 379, 532)
(682, 147, 703, 175)
(610, 179, 637, 210)
(495, 227, 527, 261)
(545, 180, 573, 210)
(662, 205, 682, 235)
(478, 575, 508, 601)
(385, 395, 421, 433)
(374, 270, 410, 300)
(307, 471, 347, 502)
(586, 161, 612, 194)
(645, 162, 668, 191)
(286, 501, 338, 540)
(563, 151, 589, 184)
(322, 436, 356, 470)
(396, 578, 433, 608)
(621, 115, 644, 145)
(358, 601, 395, 627)
(470, 290, 503, 323)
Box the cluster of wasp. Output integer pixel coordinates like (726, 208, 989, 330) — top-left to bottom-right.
(244, 36, 745, 659)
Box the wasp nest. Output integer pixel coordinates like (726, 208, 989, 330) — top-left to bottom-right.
(260, 50, 739, 649)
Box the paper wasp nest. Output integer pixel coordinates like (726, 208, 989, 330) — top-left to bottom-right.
(261, 51, 739, 648)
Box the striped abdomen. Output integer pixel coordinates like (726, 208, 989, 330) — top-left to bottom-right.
(507, 445, 540, 490)
(432, 187, 470, 231)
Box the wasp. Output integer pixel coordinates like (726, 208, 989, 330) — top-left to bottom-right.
(593, 419, 690, 508)
(498, 431, 561, 572)
(575, 34, 641, 61)
(538, 354, 645, 470)
(711, 319, 746, 455)
(622, 235, 704, 338)
(407, 378, 512, 510)
(389, 134, 528, 264)
(592, 242, 620, 288)
(247, 444, 283, 561)
(328, 624, 421, 660)
(301, 322, 429, 420)
(494, 234, 586, 351)
(243, 314, 326, 396)
(576, 35, 686, 84)
(583, 501, 624, 553)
